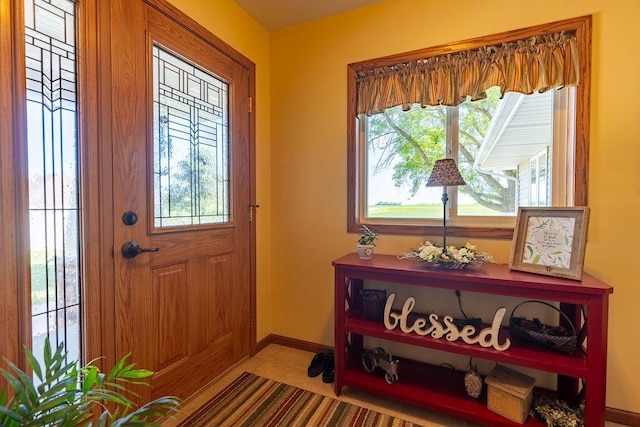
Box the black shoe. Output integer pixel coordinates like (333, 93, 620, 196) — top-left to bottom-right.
(322, 354, 334, 383)
(307, 353, 329, 377)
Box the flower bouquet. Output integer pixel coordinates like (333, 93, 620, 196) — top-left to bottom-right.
(400, 241, 493, 270)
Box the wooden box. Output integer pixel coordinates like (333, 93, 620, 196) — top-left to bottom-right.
(485, 365, 535, 424)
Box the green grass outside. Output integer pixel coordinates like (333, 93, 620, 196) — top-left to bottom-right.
(367, 203, 503, 218)
(30, 250, 56, 305)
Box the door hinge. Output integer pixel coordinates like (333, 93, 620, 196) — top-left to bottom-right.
(249, 314, 254, 329)
(248, 97, 253, 113)
(249, 204, 260, 222)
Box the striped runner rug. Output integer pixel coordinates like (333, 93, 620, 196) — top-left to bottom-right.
(178, 372, 421, 426)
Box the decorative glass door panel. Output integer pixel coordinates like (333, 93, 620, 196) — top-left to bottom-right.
(25, 0, 81, 363)
(153, 45, 230, 228)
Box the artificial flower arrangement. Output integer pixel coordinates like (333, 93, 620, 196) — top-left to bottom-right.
(400, 241, 494, 269)
(530, 394, 584, 427)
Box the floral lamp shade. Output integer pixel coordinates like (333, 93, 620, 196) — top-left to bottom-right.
(426, 158, 466, 187)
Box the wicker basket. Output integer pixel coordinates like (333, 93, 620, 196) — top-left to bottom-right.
(509, 300, 578, 355)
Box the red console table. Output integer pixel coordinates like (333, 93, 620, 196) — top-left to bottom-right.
(333, 253, 613, 427)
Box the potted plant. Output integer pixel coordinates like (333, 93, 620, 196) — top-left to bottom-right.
(357, 225, 378, 260)
(0, 338, 180, 426)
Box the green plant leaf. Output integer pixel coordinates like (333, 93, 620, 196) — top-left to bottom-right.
(110, 395, 181, 426)
(43, 338, 53, 372)
(34, 406, 87, 427)
(32, 394, 80, 415)
(37, 363, 78, 401)
(95, 410, 111, 427)
(108, 353, 131, 380)
(24, 347, 43, 382)
(85, 389, 135, 407)
(121, 367, 153, 379)
(1, 363, 36, 409)
(43, 339, 68, 380)
(38, 377, 77, 405)
(0, 404, 23, 425)
(82, 365, 99, 394)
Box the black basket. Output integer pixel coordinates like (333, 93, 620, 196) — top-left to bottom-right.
(359, 289, 387, 321)
(509, 300, 578, 355)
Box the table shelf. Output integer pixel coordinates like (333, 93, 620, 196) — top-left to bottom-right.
(333, 253, 613, 427)
(344, 313, 588, 377)
(343, 354, 547, 427)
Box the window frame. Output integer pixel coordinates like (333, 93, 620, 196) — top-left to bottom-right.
(347, 16, 591, 239)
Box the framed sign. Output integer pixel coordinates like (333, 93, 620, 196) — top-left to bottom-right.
(509, 207, 590, 280)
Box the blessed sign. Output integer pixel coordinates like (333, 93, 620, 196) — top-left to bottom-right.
(383, 293, 511, 351)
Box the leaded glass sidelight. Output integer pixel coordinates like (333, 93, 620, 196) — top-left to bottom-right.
(25, 0, 81, 363)
(153, 45, 230, 228)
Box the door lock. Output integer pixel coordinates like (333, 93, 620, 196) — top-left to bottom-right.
(122, 211, 138, 225)
(121, 241, 160, 258)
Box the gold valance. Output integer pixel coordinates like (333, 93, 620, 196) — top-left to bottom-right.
(356, 32, 580, 115)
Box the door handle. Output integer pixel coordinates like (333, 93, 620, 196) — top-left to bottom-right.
(121, 241, 160, 258)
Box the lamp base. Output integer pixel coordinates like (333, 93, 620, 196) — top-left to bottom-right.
(441, 190, 449, 249)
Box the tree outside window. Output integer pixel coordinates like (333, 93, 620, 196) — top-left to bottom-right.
(365, 86, 564, 220)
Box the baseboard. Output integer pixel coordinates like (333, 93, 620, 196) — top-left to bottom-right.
(607, 407, 640, 426)
(256, 335, 640, 426)
(255, 334, 333, 355)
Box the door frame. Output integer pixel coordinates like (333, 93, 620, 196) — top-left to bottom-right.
(0, 0, 30, 375)
(87, 0, 257, 370)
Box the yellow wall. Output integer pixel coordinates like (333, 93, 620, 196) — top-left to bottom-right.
(173, 0, 640, 414)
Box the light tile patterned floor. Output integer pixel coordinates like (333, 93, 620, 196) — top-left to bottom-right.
(163, 344, 622, 426)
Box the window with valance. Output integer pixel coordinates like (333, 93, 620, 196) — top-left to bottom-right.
(347, 16, 591, 239)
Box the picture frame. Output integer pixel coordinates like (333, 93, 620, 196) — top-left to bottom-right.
(509, 207, 590, 280)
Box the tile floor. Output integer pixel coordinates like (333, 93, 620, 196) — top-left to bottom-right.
(163, 344, 624, 427)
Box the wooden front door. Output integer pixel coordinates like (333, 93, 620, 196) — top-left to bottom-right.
(110, 0, 252, 400)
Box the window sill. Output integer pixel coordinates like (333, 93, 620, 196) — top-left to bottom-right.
(348, 221, 514, 240)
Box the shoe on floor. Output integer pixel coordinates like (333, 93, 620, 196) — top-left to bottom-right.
(322, 354, 334, 383)
(307, 352, 329, 377)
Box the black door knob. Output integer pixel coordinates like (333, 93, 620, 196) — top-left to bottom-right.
(121, 241, 160, 258)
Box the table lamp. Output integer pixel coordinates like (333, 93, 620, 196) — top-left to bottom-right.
(425, 158, 466, 249)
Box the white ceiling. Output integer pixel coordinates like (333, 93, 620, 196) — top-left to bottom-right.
(233, 0, 384, 31)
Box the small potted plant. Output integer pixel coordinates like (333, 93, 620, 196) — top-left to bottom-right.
(357, 225, 378, 260)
